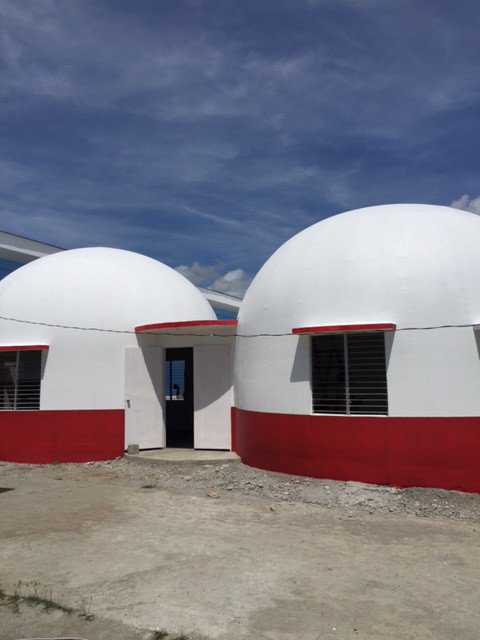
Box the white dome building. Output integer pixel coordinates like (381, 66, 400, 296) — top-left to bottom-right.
(0, 248, 235, 462)
(233, 204, 480, 492)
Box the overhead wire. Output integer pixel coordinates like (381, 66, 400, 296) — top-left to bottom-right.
(0, 314, 478, 337)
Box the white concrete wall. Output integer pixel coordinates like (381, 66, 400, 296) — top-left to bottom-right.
(0, 247, 216, 412)
(386, 328, 480, 416)
(234, 205, 480, 419)
(4, 328, 137, 411)
(3, 328, 235, 449)
(140, 334, 234, 449)
(234, 335, 311, 414)
(0, 246, 222, 449)
(24, 330, 233, 450)
(134, 334, 233, 449)
(234, 329, 480, 417)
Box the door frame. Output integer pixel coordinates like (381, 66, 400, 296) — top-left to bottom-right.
(165, 347, 194, 448)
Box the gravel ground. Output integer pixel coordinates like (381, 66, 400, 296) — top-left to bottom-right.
(2, 457, 480, 639)
(2, 456, 480, 522)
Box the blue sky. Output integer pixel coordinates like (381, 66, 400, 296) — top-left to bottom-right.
(1, 0, 480, 295)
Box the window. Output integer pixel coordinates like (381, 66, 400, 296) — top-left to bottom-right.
(311, 332, 388, 415)
(0, 350, 42, 410)
(164, 359, 185, 401)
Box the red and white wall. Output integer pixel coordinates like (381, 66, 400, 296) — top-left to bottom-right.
(3, 203, 480, 496)
(125, 331, 234, 451)
(233, 204, 480, 493)
(233, 329, 480, 492)
(0, 247, 231, 463)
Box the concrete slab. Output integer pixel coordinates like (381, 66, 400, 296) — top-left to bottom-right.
(125, 448, 240, 465)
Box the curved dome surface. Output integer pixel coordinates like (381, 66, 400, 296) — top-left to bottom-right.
(0, 247, 215, 331)
(239, 204, 480, 331)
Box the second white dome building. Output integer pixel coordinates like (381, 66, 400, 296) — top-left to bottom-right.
(233, 204, 480, 491)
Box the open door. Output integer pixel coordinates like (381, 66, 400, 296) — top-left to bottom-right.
(124, 346, 164, 449)
(165, 347, 194, 448)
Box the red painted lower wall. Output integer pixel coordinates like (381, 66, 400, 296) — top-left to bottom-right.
(0, 409, 125, 464)
(232, 407, 480, 493)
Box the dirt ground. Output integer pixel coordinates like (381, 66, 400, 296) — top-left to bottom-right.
(1, 457, 480, 639)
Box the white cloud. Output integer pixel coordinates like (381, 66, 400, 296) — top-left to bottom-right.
(175, 262, 251, 297)
(450, 194, 480, 215)
(175, 261, 219, 286)
(4, 0, 480, 281)
(211, 269, 251, 297)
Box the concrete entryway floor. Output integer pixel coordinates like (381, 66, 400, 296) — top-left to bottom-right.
(1, 459, 480, 640)
(127, 448, 240, 464)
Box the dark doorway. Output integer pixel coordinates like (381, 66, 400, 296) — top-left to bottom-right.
(165, 348, 194, 448)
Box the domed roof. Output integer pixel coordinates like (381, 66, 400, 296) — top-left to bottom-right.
(239, 204, 480, 332)
(0, 247, 215, 332)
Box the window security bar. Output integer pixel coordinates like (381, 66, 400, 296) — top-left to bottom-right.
(311, 332, 388, 415)
(0, 350, 42, 411)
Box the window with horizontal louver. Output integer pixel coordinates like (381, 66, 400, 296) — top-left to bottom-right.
(0, 352, 16, 410)
(312, 334, 346, 414)
(311, 332, 388, 415)
(0, 350, 42, 410)
(347, 333, 388, 415)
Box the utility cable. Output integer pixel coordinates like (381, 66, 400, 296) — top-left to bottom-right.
(0, 314, 478, 337)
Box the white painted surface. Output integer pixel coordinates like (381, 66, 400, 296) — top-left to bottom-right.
(39, 332, 126, 410)
(194, 344, 233, 449)
(0, 230, 243, 311)
(0, 245, 236, 451)
(0, 247, 215, 334)
(235, 204, 480, 417)
(0, 248, 217, 447)
(125, 347, 165, 448)
(234, 334, 311, 415)
(133, 334, 235, 450)
(386, 328, 480, 416)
